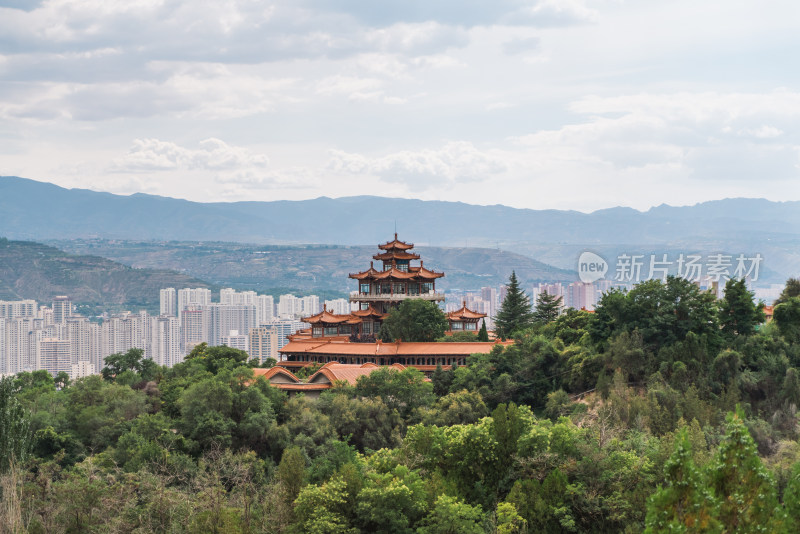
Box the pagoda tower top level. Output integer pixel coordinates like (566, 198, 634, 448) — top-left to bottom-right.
(349, 234, 444, 313)
(378, 233, 415, 251)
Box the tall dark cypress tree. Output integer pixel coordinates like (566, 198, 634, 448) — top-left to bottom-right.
(494, 271, 534, 339)
(477, 320, 489, 341)
(533, 291, 563, 325)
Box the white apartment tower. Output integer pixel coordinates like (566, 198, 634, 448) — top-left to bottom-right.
(160, 288, 178, 317)
(0, 299, 37, 319)
(52, 296, 72, 323)
(256, 294, 274, 325)
(177, 288, 211, 320)
(38, 338, 71, 376)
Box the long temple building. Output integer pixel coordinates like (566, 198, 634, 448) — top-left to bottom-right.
(279, 235, 501, 373)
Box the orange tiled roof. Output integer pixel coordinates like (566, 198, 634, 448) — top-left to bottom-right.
(351, 305, 386, 319)
(279, 339, 504, 357)
(349, 267, 443, 281)
(373, 251, 420, 261)
(447, 302, 487, 321)
(303, 308, 354, 324)
(308, 361, 407, 386)
(378, 233, 414, 251)
(252, 366, 301, 381)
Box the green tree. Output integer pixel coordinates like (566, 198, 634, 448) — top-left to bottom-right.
(355, 464, 427, 534)
(0, 377, 30, 473)
(101, 348, 158, 382)
(478, 319, 489, 341)
(417, 495, 484, 534)
(294, 475, 357, 534)
(379, 299, 449, 342)
(644, 429, 721, 533)
(784, 462, 800, 531)
(355, 367, 435, 419)
(178, 377, 234, 450)
(775, 277, 800, 305)
(185, 343, 250, 374)
(774, 297, 800, 344)
(495, 271, 534, 339)
(591, 277, 720, 352)
(277, 446, 307, 509)
(718, 278, 764, 338)
(54, 371, 70, 390)
(431, 363, 454, 397)
(708, 408, 780, 532)
(533, 291, 562, 325)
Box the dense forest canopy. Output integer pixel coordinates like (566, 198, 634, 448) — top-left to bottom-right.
(2, 275, 800, 533)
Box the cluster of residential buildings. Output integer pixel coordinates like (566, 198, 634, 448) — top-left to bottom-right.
(9, 236, 702, 381)
(0, 289, 353, 379)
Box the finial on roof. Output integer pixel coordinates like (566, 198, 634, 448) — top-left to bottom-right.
(323, 303, 327, 312)
(370, 261, 374, 269)
(394, 231, 397, 239)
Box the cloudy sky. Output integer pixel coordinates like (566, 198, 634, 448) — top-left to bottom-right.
(2, 0, 799, 211)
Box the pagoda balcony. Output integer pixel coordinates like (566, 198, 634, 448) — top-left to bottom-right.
(349, 291, 445, 303)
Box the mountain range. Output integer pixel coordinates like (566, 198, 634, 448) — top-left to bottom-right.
(0, 238, 213, 315)
(1, 176, 798, 284)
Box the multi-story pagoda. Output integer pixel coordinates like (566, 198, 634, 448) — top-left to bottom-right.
(283, 235, 506, 373)
(302, 234, 444, 340)
(350, 233, 444, 314)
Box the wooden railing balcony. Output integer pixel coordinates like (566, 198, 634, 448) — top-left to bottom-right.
(349, 291, 445, 302)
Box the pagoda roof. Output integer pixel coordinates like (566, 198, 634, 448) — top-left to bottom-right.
(280, 339, 506, 357)
(378, 233, 414, 251)
(351, 305, 386, 319)
(349, 267, 443, 281)
(373, 251, 420, 261)
(303, 307, 355, 325)
(447, 302, 487, 321)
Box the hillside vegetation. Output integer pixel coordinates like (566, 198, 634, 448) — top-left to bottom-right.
(48, 239, 575, 293)
(3, 276, 800, 532)
(0, 238, 213, 314)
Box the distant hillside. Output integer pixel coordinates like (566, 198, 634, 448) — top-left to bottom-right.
(2, 176, 800, 247)
(0, 238, 214, 315)
(47, 240, 576, 294)
(2, 176, 799, 282)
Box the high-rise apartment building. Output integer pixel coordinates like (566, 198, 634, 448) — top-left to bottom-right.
(202, 304, 256, 347)
(221, 330, 248, 353)
(181, 306, 206, 354)
(324, 298, 350, 315)
(0, 299, 37, 319)
(177, 288, 211, 320)
(52, 296, 72, 323)
(256, 294, 274, 325)
(38, 338, 71, 376)
(220, 288, 257, 306)
(151, 315, 181, 367)
(248, 326, 279, 363)
(160, 288, 177, 317)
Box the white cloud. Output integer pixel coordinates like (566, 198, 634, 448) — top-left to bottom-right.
(328, 141, 507, 190)
(112, 138, 269, 172)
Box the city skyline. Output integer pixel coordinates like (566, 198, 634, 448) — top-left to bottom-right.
(3, 1, 799, 211)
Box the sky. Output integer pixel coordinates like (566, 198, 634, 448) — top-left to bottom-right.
(2, 0, 800, 212)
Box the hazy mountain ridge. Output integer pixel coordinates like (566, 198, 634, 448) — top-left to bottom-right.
(46, 240, 576, 295)
(2, 176, 799, 283)
(3, 176, 800, 246)
(0, 238, 214, 315)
